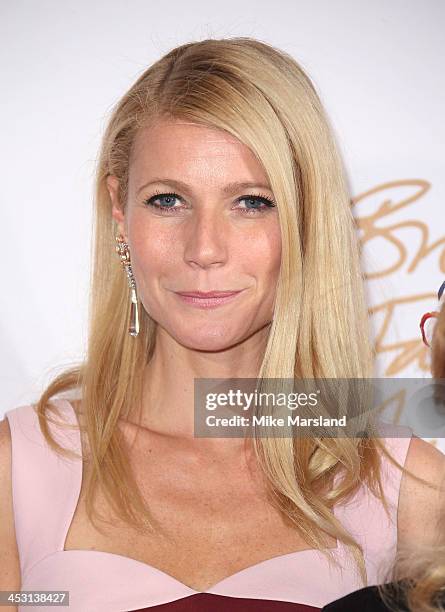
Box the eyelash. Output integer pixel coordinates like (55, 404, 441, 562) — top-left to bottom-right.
(142, 190, 276, 215)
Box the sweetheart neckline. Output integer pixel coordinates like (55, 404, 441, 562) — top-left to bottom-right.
(58, 545, 342, 593)
(59, 398, 342, 593)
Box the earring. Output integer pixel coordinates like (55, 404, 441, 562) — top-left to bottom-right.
(115, 235, 140, 337)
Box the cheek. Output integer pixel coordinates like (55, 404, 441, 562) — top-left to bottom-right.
(127, 213, 282, 282)
(128, 219, 178, 277)
(242, 224, 282, 277)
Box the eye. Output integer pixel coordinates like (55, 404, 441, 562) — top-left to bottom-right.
(236, 194, 276, 215)
(142, 191, 276, 215)
(143, 191, 183, 214)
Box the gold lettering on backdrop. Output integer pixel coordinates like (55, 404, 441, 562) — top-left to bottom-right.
(352, 179, 445, 276)
(351, 179, 444, 376)
(375, 388, 406, 424)
(369, 294, 434, 375)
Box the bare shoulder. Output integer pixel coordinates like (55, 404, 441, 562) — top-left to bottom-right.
(397, 435, 445, 549)
(0, 416, 21, 597)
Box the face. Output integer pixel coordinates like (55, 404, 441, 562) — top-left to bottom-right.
(108, 117, 282, 352)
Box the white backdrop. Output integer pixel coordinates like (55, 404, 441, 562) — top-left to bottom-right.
(1, 1, 444, 445)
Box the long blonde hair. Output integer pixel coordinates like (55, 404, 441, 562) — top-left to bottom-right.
(35, 37, 396, 585)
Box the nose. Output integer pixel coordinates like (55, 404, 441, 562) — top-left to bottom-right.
(183, 208, 228, 269)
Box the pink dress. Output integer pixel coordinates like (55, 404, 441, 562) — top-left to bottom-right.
(4, 399, 412, 612)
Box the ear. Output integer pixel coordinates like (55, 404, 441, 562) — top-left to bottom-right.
(107, 175, 127, 241)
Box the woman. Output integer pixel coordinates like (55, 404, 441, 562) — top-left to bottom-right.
(1, 37, 444, 611)
(323, 282, 445, 612)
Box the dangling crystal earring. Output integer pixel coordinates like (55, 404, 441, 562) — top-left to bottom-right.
(115, 235, 140, 337)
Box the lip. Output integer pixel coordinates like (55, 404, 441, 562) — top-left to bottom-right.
(176, 290, 242, 298)
(173, 289, 245, 309)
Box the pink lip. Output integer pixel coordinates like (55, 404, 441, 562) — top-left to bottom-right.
(177, 290, 242, 297)
(174, 290, 245, 309)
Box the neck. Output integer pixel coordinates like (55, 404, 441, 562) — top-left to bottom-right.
(136, 324, 270, 444)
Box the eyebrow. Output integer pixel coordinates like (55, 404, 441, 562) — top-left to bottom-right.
(136, 178, 272, 197)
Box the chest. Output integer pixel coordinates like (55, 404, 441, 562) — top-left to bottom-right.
(63, 430, 336, 591)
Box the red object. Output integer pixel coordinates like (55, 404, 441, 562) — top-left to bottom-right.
(131, 592, 321, 611)
(420, 311, 439, 347)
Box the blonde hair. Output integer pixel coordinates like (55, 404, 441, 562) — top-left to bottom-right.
(35, 37, 399, 585)
(378, 299, 445, 612)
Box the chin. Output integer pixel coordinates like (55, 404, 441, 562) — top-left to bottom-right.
(171, 325, 245, 352)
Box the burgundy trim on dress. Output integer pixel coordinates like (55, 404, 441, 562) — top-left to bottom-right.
(131, 592, 320, 611)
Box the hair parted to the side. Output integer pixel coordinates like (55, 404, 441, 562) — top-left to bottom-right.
(35, 36, 405, 585)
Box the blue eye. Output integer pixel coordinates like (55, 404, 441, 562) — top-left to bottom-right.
(143, 192, 180, 211)
(237, 195, 276, 214)
(143, 191, 276, 215)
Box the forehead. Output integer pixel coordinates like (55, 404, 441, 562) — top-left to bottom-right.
(129, 118, 269, 183)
